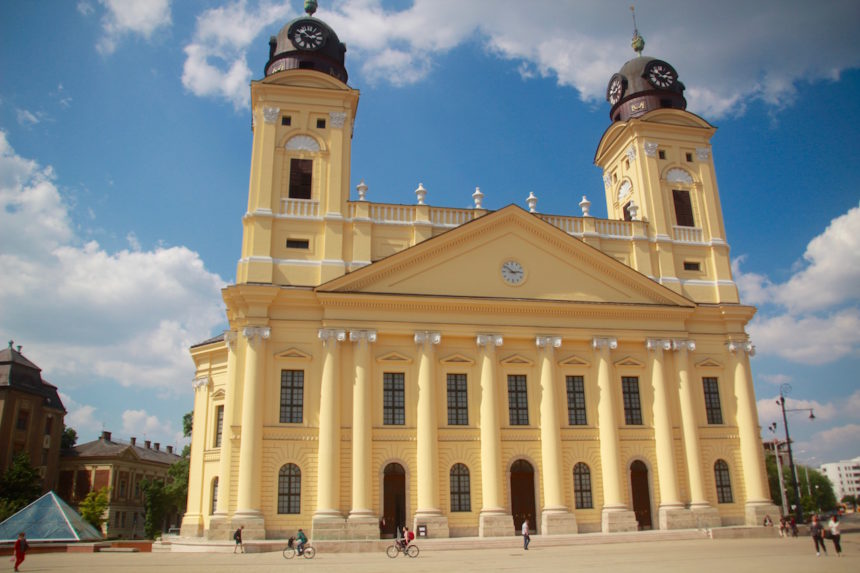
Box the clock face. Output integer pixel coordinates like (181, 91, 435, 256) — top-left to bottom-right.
(501, 260, 525, 285)
(607, 74, 626, 105)
(290, 21, 325, 50)
(645, 60, 677, 89)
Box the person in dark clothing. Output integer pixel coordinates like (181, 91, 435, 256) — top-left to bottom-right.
(233, 525, 245, 554)
(810, 515, 827, 556)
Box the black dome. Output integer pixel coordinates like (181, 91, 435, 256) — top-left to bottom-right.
(264, 15, 348, 83)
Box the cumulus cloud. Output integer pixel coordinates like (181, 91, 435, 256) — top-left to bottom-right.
(122, 409, 167, 438)
(0, 132, 225, 401)
(795, 424, 860, 464)
(58, 392, 103, 435)
(96, 0, 172, 55)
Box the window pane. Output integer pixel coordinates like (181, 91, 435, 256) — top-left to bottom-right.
(280, 370, 304, 424)
(714, 460, 733, 503)
(447, 374, 468, 425)
(566, 376, 587, 425)
(622, 377, 643, 425)
(703, 377, 723, 425)
(278, 463, 301, 514)
(672, 189, 695, 227)
(214, 405, 224, 448)
(383, 373, 405, 425)
(573, 463, 593, 509)
(507, 375, 529, 425)
(289, 158, 313, 199)
(450, 463, 471, 512)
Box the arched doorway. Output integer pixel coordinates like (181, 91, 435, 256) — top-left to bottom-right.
(630, 460, 652, 530)
(382, 463, 406, 538)
(510, 459, 537, 534)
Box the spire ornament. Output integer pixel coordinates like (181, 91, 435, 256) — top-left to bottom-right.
(630, 5, 645, 55)
(305, 0, 318, 17)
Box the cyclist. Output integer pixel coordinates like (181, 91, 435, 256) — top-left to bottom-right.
(399, 526, 414, 550)
(296, 528, 308, 555)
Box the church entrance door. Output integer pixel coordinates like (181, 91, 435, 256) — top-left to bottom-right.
(510, 459, 537, 534)
(382, 463, 406, 538)
(630, 460, 652, 530)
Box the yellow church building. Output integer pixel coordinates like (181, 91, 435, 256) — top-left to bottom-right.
(180, 3, 777, 541)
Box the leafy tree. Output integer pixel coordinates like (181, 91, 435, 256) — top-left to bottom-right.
(78, 487, 110, 533)
(182, 411, 193, 438)
(842, 494, 857, 511)
(141, 479, 169, 539)
(0, 452, 42, 520)
(61, 426, 78, 449)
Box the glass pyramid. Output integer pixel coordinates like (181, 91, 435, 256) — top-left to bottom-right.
(0, 491, 103, 542)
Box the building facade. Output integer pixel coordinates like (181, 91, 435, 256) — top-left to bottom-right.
(0, 341, 65, 493)
(820, 457, 860, 502)
(58, 431, 181, 538)
(181, 5, 777, 541)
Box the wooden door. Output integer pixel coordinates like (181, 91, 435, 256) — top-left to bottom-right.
(630, 460, 652, 530)
(382, 463, 406, 538)
(510, 459, 536, 534)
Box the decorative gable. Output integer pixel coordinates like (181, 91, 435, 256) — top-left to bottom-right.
(614, 356, 644, 368)
(696, 357, 722, 369)
(211, 388, 226, 400)
(276, 347, 312, 361)
(376, 351, 413, 364)
(558, 355, 590, 367)
(500, 354, 534, 367)
(440, 353, 475, 366)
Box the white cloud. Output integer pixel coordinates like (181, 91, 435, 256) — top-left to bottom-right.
(122, 409, 165, 438)
(15, 109, 43, 126)
(759, 373, 792, 386)
(0, 133, 225, 401)
(96, 0, 172, 55)
(748, 310, 860, 365)
(58, 392, 103, 435)
(795, 424, 860, 464)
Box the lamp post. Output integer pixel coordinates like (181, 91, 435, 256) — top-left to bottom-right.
(768, 422, 789, 517)
(776, 383, 815, 524)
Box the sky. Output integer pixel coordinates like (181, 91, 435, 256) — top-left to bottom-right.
(1, 1, 858, 468)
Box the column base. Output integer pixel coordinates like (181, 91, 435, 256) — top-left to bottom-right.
(413, 511, 450, 538)
(207, 513, 234, 540)
(601, 508, 639, 533)
(231, 512, 266, 540)
(312, 512, 347, 540)
(178, 512, 203, 538)
(690, 505, 722, 529)
(744, 501, 780, 527)
(657, 506, 696, 530)
(540, 509, 578, 535)
(346, 513, 380, 540)
(479, 510, 514, 537)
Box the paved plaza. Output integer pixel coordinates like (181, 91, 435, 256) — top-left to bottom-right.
(15, 532, 859, 573)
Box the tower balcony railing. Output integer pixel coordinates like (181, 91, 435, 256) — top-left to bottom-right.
(281, 198, 320, 218)
(594, 219, 633, 238)
(673, 225, 704, 243)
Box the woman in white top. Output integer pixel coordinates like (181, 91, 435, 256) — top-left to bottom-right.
(828, 515, 842, 556)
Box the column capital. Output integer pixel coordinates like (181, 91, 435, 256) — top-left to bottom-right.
(262, 106, 280, 124)
(224, 330, 238, 350)
(242, 326, 271, 346)
(671, 339, 696, 352)
(592, 337, 617, 350)
(192, 376, 211, 391)
(535, 336, 562, 349)
(476, 334, 503, 347)
(319, 328, 347, 345)
(646, 338, 672, 352)
(414, 331, 441, 346)
(349, 329, 377, 343)
(727, 340, 755, 356)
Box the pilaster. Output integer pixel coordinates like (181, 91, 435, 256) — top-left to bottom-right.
(347, 329, 378, 539)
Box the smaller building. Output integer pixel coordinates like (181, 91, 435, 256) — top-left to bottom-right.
(820, 457, 860, 502)
(0, 341, 65, 492)
(58, 431, 181, 538)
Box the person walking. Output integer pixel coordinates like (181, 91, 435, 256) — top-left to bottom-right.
(828, 514, 842, 556)
(13, 532, 28, 572)
(521, 519, 530, 550)
(809, 515, 827, 556)
(233, 525, 245, 554)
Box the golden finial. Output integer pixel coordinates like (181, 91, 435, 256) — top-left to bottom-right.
(630, 5, 645, 55)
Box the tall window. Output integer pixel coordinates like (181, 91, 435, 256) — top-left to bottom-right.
(210, 477, 218, 515)
(383, 372, 405, 425)
(288, 158, 313, 199)
(621, 377, 643, 425)
(672, 189, 695, 227)
(280, 370, 304, 423)
(278, 463, 301, 514)
(507, 375, 529, 425)
(566, 376, 587, 425)
(214, 405, 224, 448)
(573, 463, 593, 509)
(702, 377, 723, 424)
(16, 410, 29, 431)
(44, 417, 53, 436)
(449, 463, 471, 512)
(447, 374, 468, 425)
(714, 459, 733, 503)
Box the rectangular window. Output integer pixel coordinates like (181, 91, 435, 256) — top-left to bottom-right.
(683, 261, 701, 271)
(703, 377, 724, 424)
(658, 149, 666, 160)
(286, 238, 309, 249)
(45, 417, 53, 436)
(279, 370, 304, 424)
(672, 189, 695, 227)
(383, 372, 405, 425)
(16, 410, 29, 431)
(566, 376, 587, 425)
(316, 118, 326, 129)
(622, 376, 643, 425)
(288, 158, 313, 199)
(685, 152, 694, 162)
(507, 375, 529, 425)
(214, 405, 224, 447)
(281, 115, 291, 126)
(446, 373, 468, 425)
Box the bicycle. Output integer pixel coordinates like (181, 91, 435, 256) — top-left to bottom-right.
(282, 537, 316, 559)
(386, 541, 419, 558)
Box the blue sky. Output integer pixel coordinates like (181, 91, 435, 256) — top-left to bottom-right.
(1, 1, 858, 467)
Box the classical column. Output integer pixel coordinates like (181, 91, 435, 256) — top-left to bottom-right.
(347, 329, 378, 539)
(413, 331, 449, 537)
(179, 374, 211, 537)
(476, 334, 512, 536)
(208, 331, 238, 539)
(232, 325, 270, 538)
(536, 336, 577, 534)
(313, 328, 347, 539)
(594, 337, 638, 532)
(728, 340, 778, 525)
(646, 338, 691, 530)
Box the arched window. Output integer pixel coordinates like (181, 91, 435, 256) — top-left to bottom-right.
(573, 463, 593, 509)
(714, 459, 733, 503)
(210, 477, 219, 515)
(278, 463, 301, 514)
(450, 463, 471, 512)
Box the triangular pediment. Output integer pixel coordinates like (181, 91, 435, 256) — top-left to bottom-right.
(696, 357, 722, 368)
(440, 353, 475, 366)
(614, 356, 644, 368)
(319, 205, 693, 308)
(211, 388, 226, 400)
(276, 347, 312, 361)
(500, 354, 534, 366)
(559, 355, 590, 367)
(376, 352, 413, 364)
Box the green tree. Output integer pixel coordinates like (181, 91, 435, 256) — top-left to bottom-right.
(0, 452, 42, 520)
(141, 479, 169, 539)
(78, 487, 110, 533)
(182, 411, 193, 438)
(842, 494, 857, 511)
(61, 426, 78, 449)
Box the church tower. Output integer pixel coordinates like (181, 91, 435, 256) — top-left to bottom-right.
(238, 0, 359, 286)
(594, 24, 736, 304)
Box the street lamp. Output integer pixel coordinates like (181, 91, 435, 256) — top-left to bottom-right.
(776, 383, 815, 524)
(768, 422, 789, 517)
